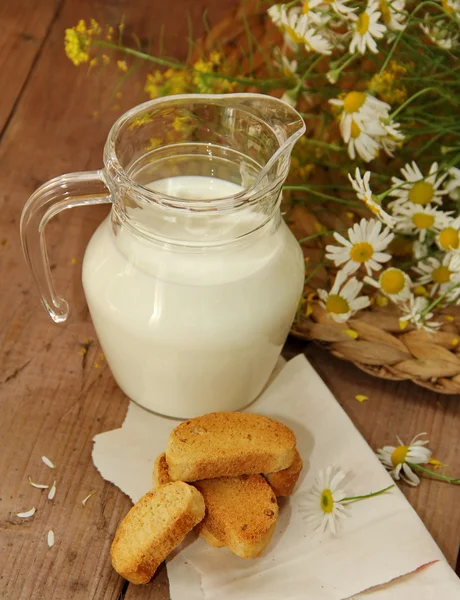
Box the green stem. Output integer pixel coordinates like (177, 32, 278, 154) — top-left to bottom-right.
(92, 41, 289, 89)
(284, 185, 360, 206)
(407, 463, 460, 485)
(342, 485, 394, 503)
(390, 87, 455, 121)
(304, 261, 327, 285)
(421, 283, 460, 318)
(297, 229, 344, 244)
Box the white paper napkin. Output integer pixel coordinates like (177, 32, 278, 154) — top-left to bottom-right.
(92, 355, 460, 599)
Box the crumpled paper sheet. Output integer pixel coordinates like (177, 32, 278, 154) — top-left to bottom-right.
(93, 355, 460, 599)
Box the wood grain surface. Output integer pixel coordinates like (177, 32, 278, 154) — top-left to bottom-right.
(0, 1, 459, 599)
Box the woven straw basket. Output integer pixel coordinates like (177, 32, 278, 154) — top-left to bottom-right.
(195, 1, 460, 395)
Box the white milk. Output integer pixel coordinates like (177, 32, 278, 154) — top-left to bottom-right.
(82, 176, 304, 418)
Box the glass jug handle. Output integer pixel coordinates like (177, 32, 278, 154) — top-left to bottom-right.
(20, 170, 111, 323)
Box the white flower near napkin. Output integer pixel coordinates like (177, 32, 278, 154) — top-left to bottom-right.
(92, 355, 460, 599)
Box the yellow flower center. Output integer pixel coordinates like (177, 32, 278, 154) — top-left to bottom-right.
(391, 445, 409, 466)
(442, 0, 454, 12)
(302, 1, 310, 13)
(350, 120, 361, 138)
(356, 12, 370, 35)
(326, 294, 350, 315)
(408, 181, 435, 205)
(379, 0, 391, 24)
(350, 241, 374, 263)
(286, 26, 303, 44)
(380, 269, 405, 294)
(432, 265, 451, 284)
(343, 91, 367, 114)
(439, 227, 459, 250)
(412, 213, 435, 230)
(320, 489, 334, 513)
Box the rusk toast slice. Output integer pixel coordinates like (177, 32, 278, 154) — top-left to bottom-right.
(153, 453, 171, 487)
(111, 482, 205, 584)
(152, 454, 225, 548)
(194, 474, 278, 558)
(166, 412, 296, 482)
(265, 449, 303, 497)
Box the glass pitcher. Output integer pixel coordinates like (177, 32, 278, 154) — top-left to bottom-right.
(21, 93, 306, 419)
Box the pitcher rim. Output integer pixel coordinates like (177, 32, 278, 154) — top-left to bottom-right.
(103, 93, 306, 212)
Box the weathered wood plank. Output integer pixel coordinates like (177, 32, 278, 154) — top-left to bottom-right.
(0, 0, 459, 599)
(0, 0, 62, 135)
(0, 0, 236, 599)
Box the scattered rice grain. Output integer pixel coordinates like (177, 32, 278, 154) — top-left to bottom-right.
(47, 530, 55, 548)
(41, 456, 55, 469)
(16, 507, 36, 518)
(28, 477, 49, 489)
(48, 481, 57, 501)
(81, 490, 96, 506)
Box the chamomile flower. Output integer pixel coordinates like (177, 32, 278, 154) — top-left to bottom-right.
(436, 217, 460, 251)
(446, 167, 460, 201)
(318, 271, 370, 323)
(326, 218, 394, 275)
(393, 204, 452, 242)
(399, 295, 441, 332)
(365, 267, 412, 302)
(413, 253, 460, 297)
(380, 121, 405, 157)
(298, 466, 350, 533)
(348, 168, 396, 227)
(388, 161, 449, 211)
(441, 0, 460, 14)
(330, 92, 389, 143)
(268, 3, 284, 26)
(349, 0, 387, 55)
(376, 433, 432, 486)
(379, 0, 407, 32)
(281, 9, 332, 53)
(347, 120, 383, 162)
(327, 0, 357, 15)
(420, 16, 459, 50)
(280, 54, 298, 77)
(304, 0, 356, 16)
(301, 0, 327, 23)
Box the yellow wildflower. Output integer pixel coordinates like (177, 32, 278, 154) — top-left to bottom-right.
(172, 115, 195, 134)
(147, 137, 163, 150)
(344, 329, 359, 339)
(117, 60, 128, 72)
(163, 69, 192, 95)
(89, 57, 98, 70)
(64, 19, 100, 67)
(145, 71, 164, 99)
(355, 394, 369, 403)
(106, 26, 114, 42)
(102, 54, 110, 65)
(209, 51, 222, 65)
(368, 60, 408, 105)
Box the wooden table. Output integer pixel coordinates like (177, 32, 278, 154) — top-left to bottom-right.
(0, 1, 459, 598)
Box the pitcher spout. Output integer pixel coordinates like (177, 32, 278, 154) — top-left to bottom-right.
(224, 93, 306, 202)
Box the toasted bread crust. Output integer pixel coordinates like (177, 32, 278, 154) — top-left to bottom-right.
(195, 474, 278, 558)
(166, 412, 296, 482)
(199, 527, 226, 548)
(111, 482, 205, 584)
(265, 449, 303, 497)
(153, 453, 172, 487)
